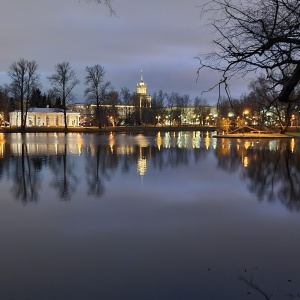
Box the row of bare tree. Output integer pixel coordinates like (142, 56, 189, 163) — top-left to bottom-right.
(0, 59, 214, 129)
(217, 75, 300, 133)
(3, 60, 106, 132)
(199, 0, 300, 132)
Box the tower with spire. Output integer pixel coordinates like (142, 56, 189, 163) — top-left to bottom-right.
(136, 70, 151, 109)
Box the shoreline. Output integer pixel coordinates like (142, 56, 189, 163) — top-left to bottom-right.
(1, 125, 299, 138)
(213, 133, 291, 138)
(0, 125, 217, 134)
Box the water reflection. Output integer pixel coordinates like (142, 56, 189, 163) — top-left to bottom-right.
(1, 132, 300, 300)
(12, 143, 40, 202)
(215, 138, 300, 211)
(49, 142, 79, 201)
(0, 132, 299, 210)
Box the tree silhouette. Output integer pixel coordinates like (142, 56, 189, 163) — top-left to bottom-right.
(199, 0, 300, 104)
(48, 62, 79, 132)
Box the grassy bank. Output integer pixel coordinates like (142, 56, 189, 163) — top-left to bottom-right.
(285, 132, 300, 138)
(2, 125, 300, 138)
(0, 125, 217, 134)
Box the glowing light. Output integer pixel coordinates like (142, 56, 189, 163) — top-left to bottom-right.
(290, 138, 295, 153)
(243, 156, 249, 168)
(156, 132, 162, 150)
(0, 133, 6, 158)
(244, 141, 251, 149)
(109, 132, 115, 153)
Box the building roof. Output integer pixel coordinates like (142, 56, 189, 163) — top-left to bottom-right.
(28, 107, 64, 113)
(11, 107, 79, 114)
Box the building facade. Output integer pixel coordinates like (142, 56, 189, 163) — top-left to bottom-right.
(9, 108, 80, 127)
(136, 70, 151, 109)
(69, 71, 217, 126)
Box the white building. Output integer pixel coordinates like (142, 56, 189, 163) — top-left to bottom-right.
(9, 108, 80, 127)
(136, 70, 151, 108)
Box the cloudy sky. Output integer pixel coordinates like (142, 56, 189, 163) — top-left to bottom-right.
(0, 0, 251, 105)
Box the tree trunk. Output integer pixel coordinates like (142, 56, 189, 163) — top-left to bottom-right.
(64, 108, 68, 132)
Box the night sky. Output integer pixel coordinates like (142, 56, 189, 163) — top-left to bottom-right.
(0, 0, 251, 104)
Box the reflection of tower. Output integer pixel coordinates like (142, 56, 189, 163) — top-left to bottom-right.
(137, 147, 147, 183)
(156, 132, 162, 150)
(136, 70, 151, 123)
(0, 133, 6, 158)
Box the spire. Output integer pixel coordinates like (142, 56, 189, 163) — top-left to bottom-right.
(140, 70, 143, 82)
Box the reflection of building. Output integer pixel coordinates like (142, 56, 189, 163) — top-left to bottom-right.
(7, 133, 83, 156)
(137, 146, 148, 185)
(9, 108, 80, 127)
(137, 156, 147, 177)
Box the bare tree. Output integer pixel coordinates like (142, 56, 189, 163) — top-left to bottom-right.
(0, 86, 11, 124)
(174, 93, 190, 125)
(166, 92, 176, 125)
(119, 87, 134, 124)
(193, 97, 211, 125)
(241, 75, 300, 132)
(8, 59, 27, 129)
(89, 0, 115, 15)
(198, 0, 300, 104)
(8, 58, 39, 131)
(105, 89, 120, 126)
(151, 90, 167, 125)
(24, 60, 39, 125)
(216, 97, 231, 118)
(84, 64, 110, 128)
(48, 62, 79, 131)
(120, 87, 132, 105)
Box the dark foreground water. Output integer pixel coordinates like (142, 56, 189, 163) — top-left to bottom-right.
(0, 131, 299, 300)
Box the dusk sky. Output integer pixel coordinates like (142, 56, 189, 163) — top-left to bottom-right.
(0, 0, 252, 105)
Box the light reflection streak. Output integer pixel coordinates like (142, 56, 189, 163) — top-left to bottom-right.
(109, 132, 114, 154)
(1, 131, 299, 207)
(291, 138, 295, 153)
(0, 133, 5, 158)
(156, 132, 162, 150)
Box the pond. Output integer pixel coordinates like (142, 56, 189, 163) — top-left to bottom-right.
(0, 131, 299, 300)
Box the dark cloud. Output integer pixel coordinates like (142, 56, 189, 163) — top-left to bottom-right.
(0, 0, 250, 104)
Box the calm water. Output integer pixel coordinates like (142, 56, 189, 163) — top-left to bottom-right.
(0, 131, 299, 300)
